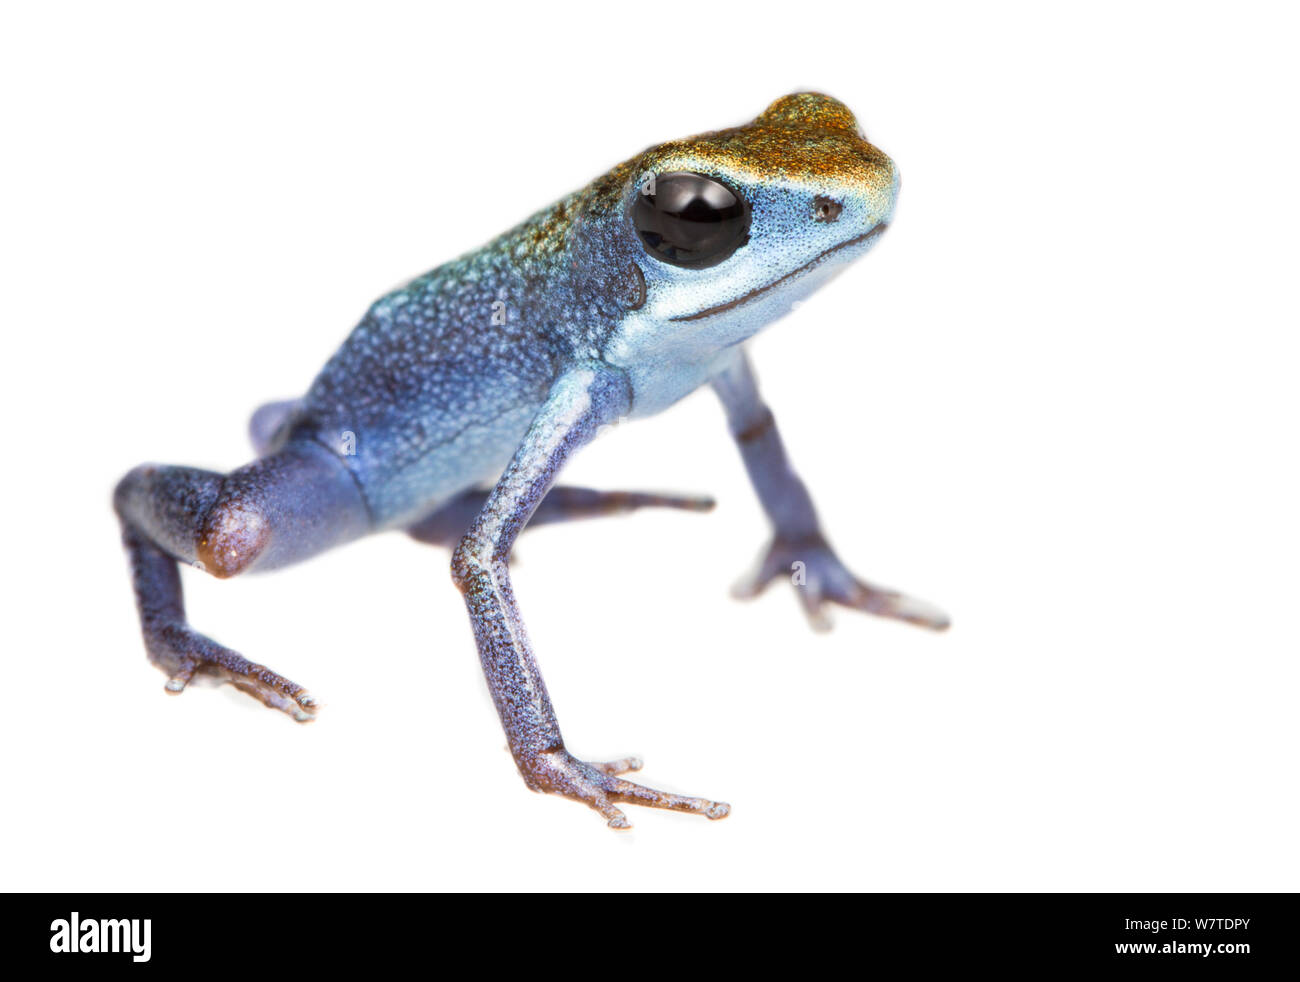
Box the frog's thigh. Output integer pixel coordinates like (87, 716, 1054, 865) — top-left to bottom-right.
(114, 440, 370, 578)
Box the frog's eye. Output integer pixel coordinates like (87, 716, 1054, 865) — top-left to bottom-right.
(632, 172, 750, 269)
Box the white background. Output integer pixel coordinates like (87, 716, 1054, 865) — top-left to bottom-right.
(2, 1, 1296, 891)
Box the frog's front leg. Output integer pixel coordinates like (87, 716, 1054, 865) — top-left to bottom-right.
(710, 349, 949, 632)
(451, 363, 730, 829)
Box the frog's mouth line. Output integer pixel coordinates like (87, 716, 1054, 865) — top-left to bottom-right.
(670, 222, 888, 323)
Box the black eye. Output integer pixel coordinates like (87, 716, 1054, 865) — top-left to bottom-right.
(632, 172, 750, 268)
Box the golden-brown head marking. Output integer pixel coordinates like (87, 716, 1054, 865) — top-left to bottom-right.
(755, 92, 861, 134)
(508, 94, 890, 266)
(582, 92, 890, 218)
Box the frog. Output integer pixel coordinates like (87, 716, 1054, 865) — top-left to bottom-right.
(114, 92, 950, 828)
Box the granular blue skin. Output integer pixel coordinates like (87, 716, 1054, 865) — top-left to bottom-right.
(114, 93, 950, 828)
(274, 193, 627, 528)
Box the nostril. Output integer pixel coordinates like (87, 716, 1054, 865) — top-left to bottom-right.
(812, 196, 842, 223)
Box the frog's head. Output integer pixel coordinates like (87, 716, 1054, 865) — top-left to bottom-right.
(581, 92, 898, 401)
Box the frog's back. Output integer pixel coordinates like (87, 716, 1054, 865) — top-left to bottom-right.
(284, 226, 573, 529)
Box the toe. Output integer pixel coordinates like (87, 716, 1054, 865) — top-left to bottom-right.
(848, 581, 951, 630)
(732, 564, 778, 600)
(645, 492, 715, 513)
(605, 776, 731, 820)
(796, 586, 834, 632)
(592, 755, 643, 776)
(589, 795, 631, 829)
(891, 593, 951, 630)
(164, 660, 196, 694)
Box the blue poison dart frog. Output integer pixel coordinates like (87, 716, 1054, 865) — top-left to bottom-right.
(115, 93, 949, 828)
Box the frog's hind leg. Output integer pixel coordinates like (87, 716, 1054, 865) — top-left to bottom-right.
(405, 485, 714, 546)
(113, 441, 371, 719)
